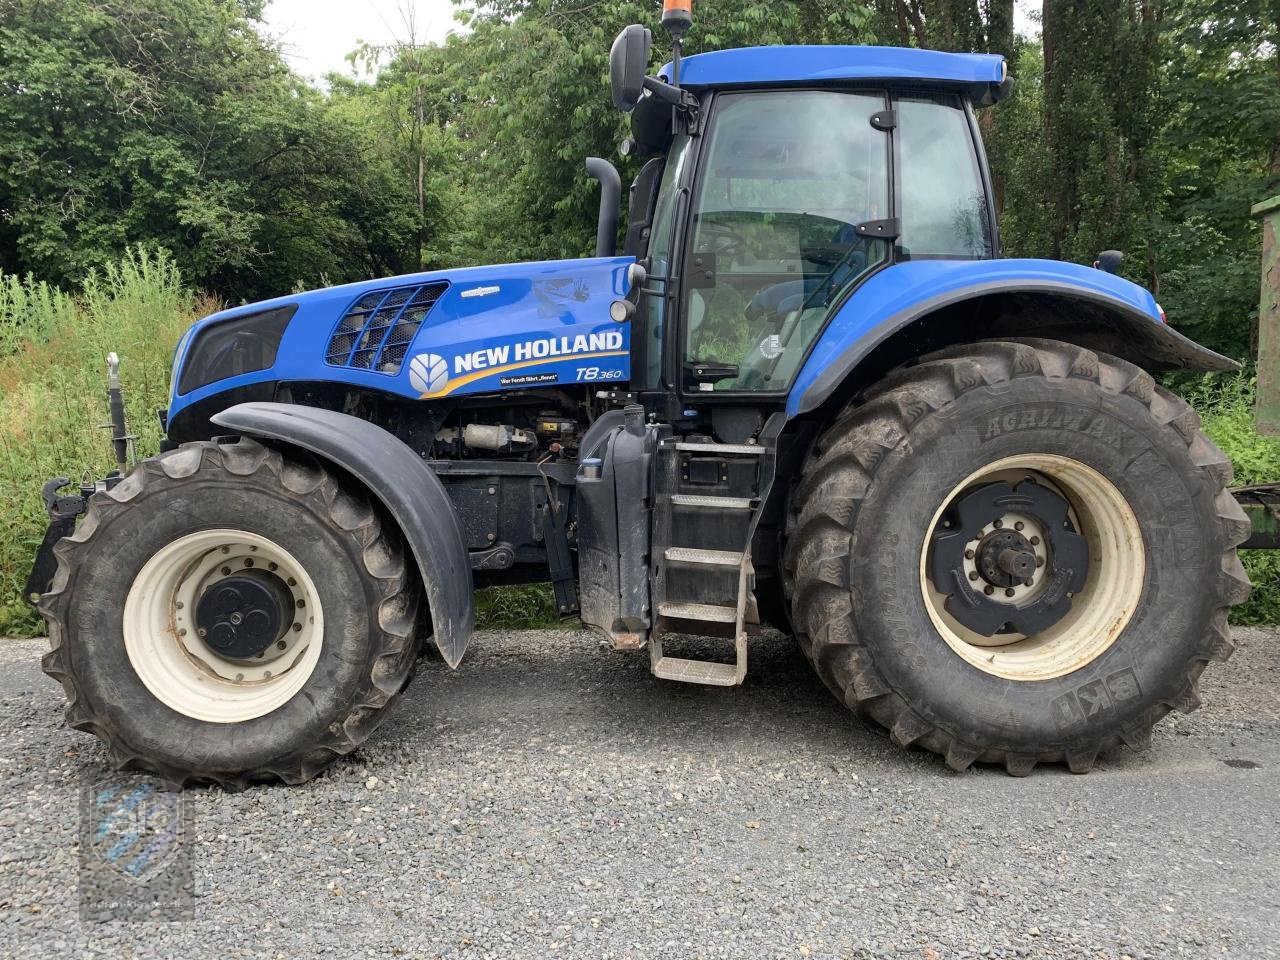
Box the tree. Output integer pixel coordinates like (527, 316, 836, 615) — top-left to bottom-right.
(0, 0, 420, 300)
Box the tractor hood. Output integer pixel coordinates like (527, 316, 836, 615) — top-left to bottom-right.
(167, 256, 637, 435)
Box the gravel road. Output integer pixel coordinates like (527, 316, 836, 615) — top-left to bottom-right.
(1, 625, 1278, 960)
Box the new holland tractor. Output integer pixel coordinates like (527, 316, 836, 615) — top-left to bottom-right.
(27, 2, 1252, 787)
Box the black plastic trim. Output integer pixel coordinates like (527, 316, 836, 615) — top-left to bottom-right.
(178, 305, 297, 396)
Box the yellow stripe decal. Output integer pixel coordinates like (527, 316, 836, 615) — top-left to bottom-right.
(418, 350, 628, 399)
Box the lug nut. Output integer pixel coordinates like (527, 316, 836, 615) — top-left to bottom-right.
(1005, 588, 1016, 597)
(244, 558, 254, 567)
(175, 601, 184, 610)
(1036, 557, 1045, 567)
(993, 519, 1003, 528)
(292, 623, 302, 632)
(1025, 578, 1034, 587)
(178, 628, 187, 637)
(296, 598, 305, 608)
(968, 571, 979, 581)
(221, 546, 230, 554)
(1014, 521, 1024, 531)
(277, 640, 287, 650)
(221, 566, 231, 576)
(984, 585, 995, 596)
(964, 549, 975, 560)
(287, 577, 297, 587)
(268, 562, 278, 571)
(197, 628, 207, 638)
(1030, 536, 1040, 546)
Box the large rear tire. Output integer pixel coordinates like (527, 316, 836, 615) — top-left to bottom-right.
(39, 439, 421, 789)
(783, 339, 1251, 774)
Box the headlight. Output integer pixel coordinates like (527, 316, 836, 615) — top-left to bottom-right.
(177, 305, 297, 395)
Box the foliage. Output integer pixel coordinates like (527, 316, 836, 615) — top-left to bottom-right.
(0, 249, 203, 634)
(475, 585, 561, 629)
(0, 0, 422, 301)
(1184, 372, 1280, 623)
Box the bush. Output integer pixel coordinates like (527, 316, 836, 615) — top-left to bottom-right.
(0, 249, 203, 635)
(1183, 371, 1280, 624)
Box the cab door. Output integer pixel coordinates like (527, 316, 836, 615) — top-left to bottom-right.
(678, 89, 893, 396)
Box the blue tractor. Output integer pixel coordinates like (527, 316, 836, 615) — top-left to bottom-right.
(30, 4, 1251, 786)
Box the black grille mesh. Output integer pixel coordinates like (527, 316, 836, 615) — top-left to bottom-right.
(324, 282, 448, 373)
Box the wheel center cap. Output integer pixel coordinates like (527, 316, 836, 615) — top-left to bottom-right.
(194, 569, 294, 660)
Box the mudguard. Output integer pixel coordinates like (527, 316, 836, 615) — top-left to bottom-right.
(210, 402, 474, 667)
(789, 259, 1239, 417)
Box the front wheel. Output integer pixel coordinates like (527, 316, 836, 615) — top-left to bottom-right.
(39, 439, 421, 789)
(784, 339, 1251, 774)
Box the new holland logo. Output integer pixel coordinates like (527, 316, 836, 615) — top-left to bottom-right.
(408, 352, 449, 394)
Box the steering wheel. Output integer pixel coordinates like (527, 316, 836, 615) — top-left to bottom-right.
(695, 221, 752, 260)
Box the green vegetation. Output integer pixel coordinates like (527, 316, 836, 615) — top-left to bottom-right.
(1186, 372, 1280, 623)
(0, 250, 204, 632)
(3, 1, 1280, 630)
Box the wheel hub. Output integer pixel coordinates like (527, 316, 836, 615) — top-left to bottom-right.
(195, 570, 294, 660)
(975, 528, 1038, 587)
(929, 479, 1089, 637)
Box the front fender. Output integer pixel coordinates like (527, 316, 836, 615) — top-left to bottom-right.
(210, 402, 474, 667)
(789, 259, 1237, 417)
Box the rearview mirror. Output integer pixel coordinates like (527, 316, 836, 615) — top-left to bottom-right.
(610, 24, 652, 112)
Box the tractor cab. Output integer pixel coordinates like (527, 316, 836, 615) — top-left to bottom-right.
(603, 17, 1008, 407)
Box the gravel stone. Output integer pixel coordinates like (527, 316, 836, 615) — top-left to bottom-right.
(0, 626, 1278, 958)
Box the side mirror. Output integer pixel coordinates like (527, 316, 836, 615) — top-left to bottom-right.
(610, 24, 652, 112)
(1095, 250, 1124, 274)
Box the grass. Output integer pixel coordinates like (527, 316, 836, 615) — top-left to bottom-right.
(0, 249, 204, 634)
(1182, 371, 1280, 624)
(0, 251, 1277, 633)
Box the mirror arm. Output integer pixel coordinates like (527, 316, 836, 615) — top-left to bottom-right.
(641, 76, 701, 133)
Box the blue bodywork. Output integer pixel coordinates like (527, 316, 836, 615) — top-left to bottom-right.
(168, 257, 635, 424)
(789, 258, 1166, 416)
(663, 45, 1006, 99)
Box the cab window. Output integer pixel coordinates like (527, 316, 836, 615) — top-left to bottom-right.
(682, 90, 890, 393)
(897, 96, 991, 258)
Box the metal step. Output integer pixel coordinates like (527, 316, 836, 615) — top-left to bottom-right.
(668, 493, 756, 510)
(650, 656, 740, 686)
(669, 441, 765, 455)
(657, 600, 738, 623)
(664, 547, 742, 567)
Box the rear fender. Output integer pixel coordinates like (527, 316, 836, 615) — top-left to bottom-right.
(789, 259, 1238, 417)
(210, 402, 474, 667)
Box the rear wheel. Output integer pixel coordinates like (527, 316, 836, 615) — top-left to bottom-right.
(39, 439, 421, 789)
(784, 339, 1251, 774)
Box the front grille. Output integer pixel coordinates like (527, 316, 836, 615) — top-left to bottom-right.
(325, 282, 448, 373)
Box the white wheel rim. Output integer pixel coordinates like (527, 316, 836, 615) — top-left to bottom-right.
(123, 529, 324, 722)
(920, 455, 1144, 681)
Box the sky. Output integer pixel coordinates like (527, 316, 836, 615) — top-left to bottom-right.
(259, 0, 462, 81)
(258, 1, 1042, 84)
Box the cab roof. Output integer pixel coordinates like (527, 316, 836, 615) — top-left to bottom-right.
(661, 45, 1010, 105)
